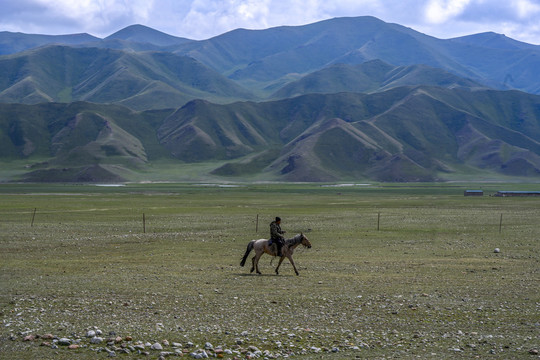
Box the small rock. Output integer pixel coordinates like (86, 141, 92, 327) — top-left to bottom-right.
(162, 339, 169, 346)
(23, 335, 36, 341)
(494, 248, 500, 253)
(41, 334, 54, 340)
(86, 330, 96, 338)
(68, 344, 79, 350)
(58, 338, 71, 346)
(125, 336, 133, 341)
(91, 336, 104, 344)
(151, 342, 163, 351)
(205, 342, 213, 350)
(115, 336, 123, 343)
(529, 349, 539, 355)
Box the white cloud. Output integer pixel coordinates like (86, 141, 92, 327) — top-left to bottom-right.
(516, 0, 540, 18)
(424, 0, 471, 24)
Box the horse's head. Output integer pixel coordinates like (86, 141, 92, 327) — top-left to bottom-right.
(300, 232, 312, 248)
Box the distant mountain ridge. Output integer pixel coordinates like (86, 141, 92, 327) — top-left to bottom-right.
(105, 24, 191, 46)
(1, 17, 540, 96)
(271, 60, 484, 99)
(2, 86, 539, 183)
(1, 16, 540, 183)
(0, 31, 99, 55)
(0, 45, 255, 110)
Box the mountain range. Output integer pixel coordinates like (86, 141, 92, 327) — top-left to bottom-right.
(1, 16, 539, 182)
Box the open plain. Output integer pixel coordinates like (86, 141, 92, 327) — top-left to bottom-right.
(0, 183, 538, 359)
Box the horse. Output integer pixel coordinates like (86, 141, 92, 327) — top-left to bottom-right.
(240, 233, 312, 275)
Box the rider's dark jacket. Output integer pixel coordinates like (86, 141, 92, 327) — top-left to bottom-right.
(270, 221, 285, 243)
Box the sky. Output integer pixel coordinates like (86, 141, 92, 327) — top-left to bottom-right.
(1, 0, 539, 45)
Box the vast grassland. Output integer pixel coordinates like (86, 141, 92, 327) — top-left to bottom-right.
(0, 183, 538, 359)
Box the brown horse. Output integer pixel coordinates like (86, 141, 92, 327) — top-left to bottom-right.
(240, 233, 312, 275)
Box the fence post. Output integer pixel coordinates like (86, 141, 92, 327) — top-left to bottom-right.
(31, 208, 37, 227)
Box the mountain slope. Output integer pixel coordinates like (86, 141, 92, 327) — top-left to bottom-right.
(271, 60, 483, 98)
(0, 31, 99, 55)
(105, 24, 191, 46)
(0, 45, 255, 109)
(0, 102, 173, 182)
(2, 87, 540, 182)
(170, 16, 540, 96)
(160, 87, 540, 181)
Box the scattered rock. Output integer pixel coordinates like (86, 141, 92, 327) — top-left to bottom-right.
(91, 336, 104, 344)
(151, 342, 163, 351)
(494, 248, 500, 253)
(68, 344, 79, 350)
(58, 338, 71, 346)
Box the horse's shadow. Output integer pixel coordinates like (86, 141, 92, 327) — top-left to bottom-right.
(234, 273, 294, 277)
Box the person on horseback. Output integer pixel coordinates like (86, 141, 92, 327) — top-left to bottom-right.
(270, 216, 286, 257)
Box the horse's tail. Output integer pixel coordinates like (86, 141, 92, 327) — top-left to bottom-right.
(240, 240, 254, 267)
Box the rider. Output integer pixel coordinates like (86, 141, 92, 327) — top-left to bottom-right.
(270, 216, 286, 257)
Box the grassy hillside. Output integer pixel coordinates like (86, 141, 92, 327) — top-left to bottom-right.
(0, 46, 255, 110)
(0, 31, 99, 55)
(171, 16, 540, 96)
(159, 87, 540, 182)
(0, 102, 174, 182)
(271, 60, 483, 98)
(1, 87, 539, 183)
(105, 24, 191, 46)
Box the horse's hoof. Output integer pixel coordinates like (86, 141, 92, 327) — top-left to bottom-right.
(257, 272, 262, 275)
(295, 272, 299, 276)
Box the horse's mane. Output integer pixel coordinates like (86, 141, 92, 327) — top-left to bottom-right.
(285, 233, 303, 246)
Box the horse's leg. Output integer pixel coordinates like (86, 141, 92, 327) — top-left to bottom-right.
(253, 251, 263, 275)
(275, 256, 285, 275)
(250, 255, 256, 273)
(287, 255, 299, 276)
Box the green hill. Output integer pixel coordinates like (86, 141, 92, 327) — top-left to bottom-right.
(0, 46, 255, 110)
(1, 86, 539, 182)
(160, 87, 540, 182)
(0, 31, 99, 55)
(105, 24, 191, 46)
(271, 60, 483, 98)
(171, 16, 540, 96)
(0, 102, 173, 182)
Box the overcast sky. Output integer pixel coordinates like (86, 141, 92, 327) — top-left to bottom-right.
(1, 0, 539, 44)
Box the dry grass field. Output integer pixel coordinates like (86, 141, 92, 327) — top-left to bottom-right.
(0, 183, 538, 359)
